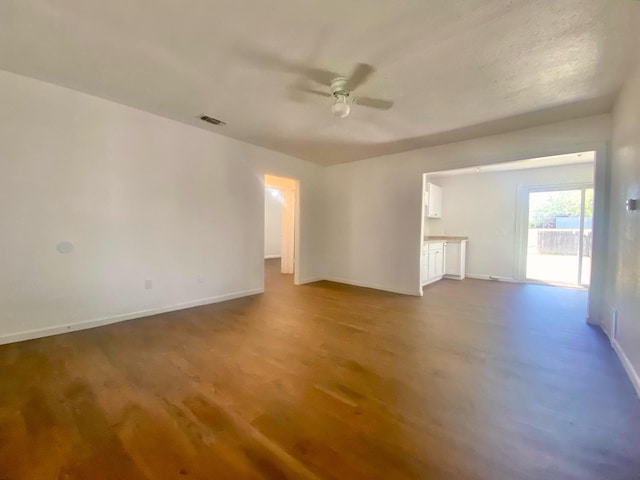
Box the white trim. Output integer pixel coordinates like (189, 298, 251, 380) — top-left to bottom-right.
(611, 339, 640, 399)
(264, 254, 281, 259)
(324, 276, 420, 296)
(585, 316, 599, 326)
(422, 276, 444, 287)
(297, 276, 325, 285)
(586, 144, 609, 328)
(465, 274, 591, 291)
(514, 184, 529, 281)
(521, 181, 595, 193)
(523, 278, 588, 290)
(0, 288, 264, 346)
(465, 274, 520, 283)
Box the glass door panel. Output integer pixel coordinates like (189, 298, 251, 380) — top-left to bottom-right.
(526, 189, 583, 285)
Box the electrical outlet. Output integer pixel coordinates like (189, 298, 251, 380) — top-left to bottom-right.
(145, 279, 152, 290)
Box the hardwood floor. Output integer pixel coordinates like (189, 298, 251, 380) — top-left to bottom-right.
(1, 259, 639, 479)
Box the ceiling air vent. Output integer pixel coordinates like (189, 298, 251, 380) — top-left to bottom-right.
(200, 115, 226, 126)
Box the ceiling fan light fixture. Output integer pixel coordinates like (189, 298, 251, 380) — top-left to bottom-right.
(331, 95, 350, 118)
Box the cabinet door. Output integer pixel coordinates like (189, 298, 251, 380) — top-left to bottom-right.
(445, 242, 460, 276)
(444, 241, 466, 279)
(434, 249, 444, 277)
(434, 185, 442, 217)
(421, 251, 429, 284)
(427, 183, 442, 218)
(427, 250, 438, 279)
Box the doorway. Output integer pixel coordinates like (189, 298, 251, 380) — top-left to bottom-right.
(264, 174, 298, 282)
(524, 185, 594, 287)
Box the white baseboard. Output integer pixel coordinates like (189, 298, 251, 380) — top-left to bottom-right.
(465, 274, 519, 283)
(0, 287, 264, 346)
(264, 255, 281, 259)
(443, 274, 464, 280)
(323, 276, 420, 296)
(611, 338, 640, 399)
(297, 276, 325, 285)
(586, 315, 600, 327)
(421, 276, 442, 287)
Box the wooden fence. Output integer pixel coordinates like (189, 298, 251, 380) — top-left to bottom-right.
(535, 229, 592, 256)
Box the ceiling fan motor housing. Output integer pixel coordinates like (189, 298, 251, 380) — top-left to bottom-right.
(331, 77, 350, 97)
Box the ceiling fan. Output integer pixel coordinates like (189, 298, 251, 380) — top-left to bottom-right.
(291, 63, 394, 118)
(237, 46, 394, 119)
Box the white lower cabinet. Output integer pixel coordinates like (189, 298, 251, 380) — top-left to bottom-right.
(444, 240, 467, 280)
(422, 241, 446, 286)
(421, 250, 429, 284)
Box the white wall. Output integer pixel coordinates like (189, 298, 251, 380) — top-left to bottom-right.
(324, 115, 611, 295)
(425, 163, 594, 280)
(264, 188, 282, 258)
(605, 64, 640, 395)
(0, 69, 325, 344)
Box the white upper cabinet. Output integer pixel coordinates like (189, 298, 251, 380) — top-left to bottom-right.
(424, 182, 442, 218)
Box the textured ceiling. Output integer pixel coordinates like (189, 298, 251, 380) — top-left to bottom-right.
(0, 0, 639, 165)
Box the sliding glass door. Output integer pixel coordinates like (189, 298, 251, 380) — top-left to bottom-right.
(525, 186, 593, 287)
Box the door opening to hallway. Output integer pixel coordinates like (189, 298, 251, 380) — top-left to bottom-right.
(264, 174, 299, 287)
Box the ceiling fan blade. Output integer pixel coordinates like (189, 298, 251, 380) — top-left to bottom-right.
(353, 96, 394, 110)
(288, 80, 333, 103)
(288, 76, 332, 103)
(345, 63, 375, 91)
(294, 87, 332, 98)
(299, 67, 338, 87)
(237, 46, 337, 86)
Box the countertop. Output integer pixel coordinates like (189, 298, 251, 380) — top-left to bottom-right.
(424, 235, 468, 243)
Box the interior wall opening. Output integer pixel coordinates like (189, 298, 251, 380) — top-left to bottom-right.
(418, 150, 599, 322)
(264, 174, 299, 287)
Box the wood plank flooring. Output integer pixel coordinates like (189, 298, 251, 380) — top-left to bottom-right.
(1, 259, 639, 479)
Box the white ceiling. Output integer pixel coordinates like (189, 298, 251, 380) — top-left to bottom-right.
(0, 1, 639, 165)
(429, 151, 595, 177)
